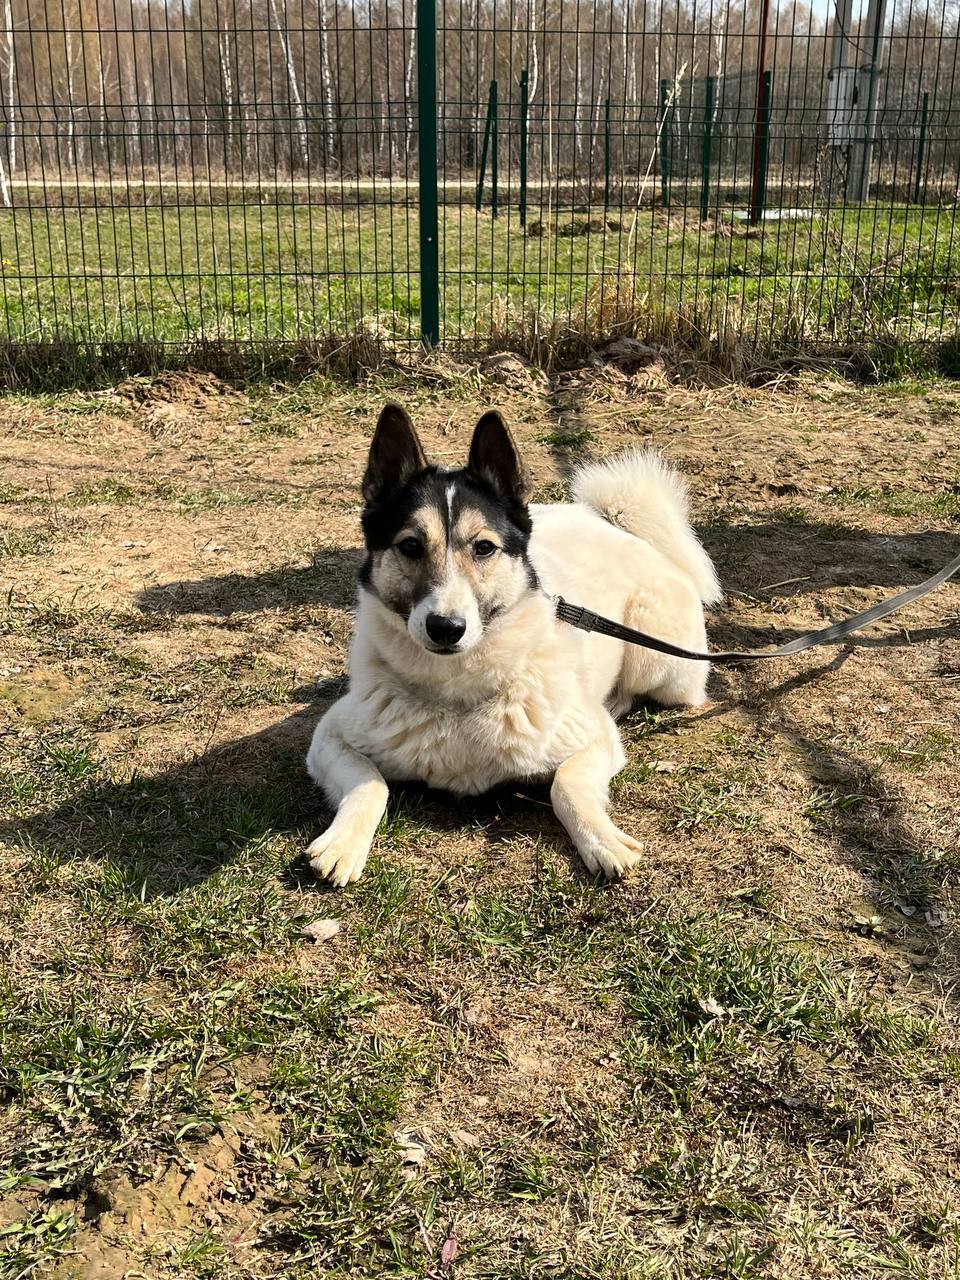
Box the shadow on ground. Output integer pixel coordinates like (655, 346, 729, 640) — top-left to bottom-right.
(136, 521, 959, 618)
(136, 547, 363, 617)
(3, 522, 957, 977)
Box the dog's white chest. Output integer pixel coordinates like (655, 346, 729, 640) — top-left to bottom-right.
(352, 674, 571, 795)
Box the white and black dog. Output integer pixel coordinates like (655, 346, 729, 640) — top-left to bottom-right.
(306, 403, 720, 886)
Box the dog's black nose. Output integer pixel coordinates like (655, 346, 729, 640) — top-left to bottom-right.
(425, 613, 467, 647)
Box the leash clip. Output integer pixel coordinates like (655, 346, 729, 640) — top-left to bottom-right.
(555, 597, 597, 633)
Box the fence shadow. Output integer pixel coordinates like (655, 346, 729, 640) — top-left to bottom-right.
(730, 661, 960, 982)
(136, 547, 363, 617)
(136, 520, 960, 647)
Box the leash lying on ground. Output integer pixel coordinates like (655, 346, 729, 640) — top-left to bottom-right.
(554, 549, 960, 665)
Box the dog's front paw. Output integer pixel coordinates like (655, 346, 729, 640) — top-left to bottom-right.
(307, 826, 371, 887)
(574, 819, 643, 880)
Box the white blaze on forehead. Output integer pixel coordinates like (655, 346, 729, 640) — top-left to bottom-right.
(408, 491, 483, 651)
(444, 483, 458, 570)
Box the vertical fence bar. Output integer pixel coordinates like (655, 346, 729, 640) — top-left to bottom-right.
(476, 80, 495, 212)
(519, 69, 529, 227)
(750, 70, 772, 225)
(700, 75, 715, 222)
(659, 79, 670, 208)
(749, 0, 772, 224)
(491, 78, 499, 219)
(416, 0, 440, 344)
(603, 97, 611, 209)
(913, 90, 929, 203)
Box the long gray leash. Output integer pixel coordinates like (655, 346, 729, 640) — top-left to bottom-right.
(554, 549, 960, 665)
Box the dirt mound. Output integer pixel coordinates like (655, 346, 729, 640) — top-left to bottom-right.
(480, 350, 549, 392)
(115, 370, 235, 410)
(113, 371, 247, 441)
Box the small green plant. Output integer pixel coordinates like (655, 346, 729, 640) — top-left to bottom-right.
(539, 424, 595, 452)
(0, 1210, 77, 1279)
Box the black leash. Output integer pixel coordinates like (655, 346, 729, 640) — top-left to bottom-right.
(555, 549, 960, 665)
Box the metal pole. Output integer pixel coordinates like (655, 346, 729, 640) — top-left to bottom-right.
(753, 70, 772, 224)
(519, 68, 529, 226)
(603, 97, 611, 209)
(749, 0, 771, 224)
(700, 75, 715, 222)
(476, 80, 495, 212)
(659, 78, 670, 209)
(827, 0, 854, 201)
(913, 90, 929, 203)
(416, 0, 439, 345)
(848, 0, 888, 202)
(491, 78, 499, 219)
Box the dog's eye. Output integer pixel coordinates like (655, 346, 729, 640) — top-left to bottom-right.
(395, 537, 424, 560)
(474, 539, 498, 559)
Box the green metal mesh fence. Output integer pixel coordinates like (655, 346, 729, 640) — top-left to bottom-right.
(1, 0, 957, 354)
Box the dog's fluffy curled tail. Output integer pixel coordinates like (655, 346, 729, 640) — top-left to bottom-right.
(572, 449, 721, 605)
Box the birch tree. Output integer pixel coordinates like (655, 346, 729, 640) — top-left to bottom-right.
(268, 0, 309, 169)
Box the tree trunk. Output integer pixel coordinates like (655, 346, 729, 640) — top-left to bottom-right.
(319, 0, 336, 165)
(3, 0, 14, 175)
(269, 0, 310, 170)
(404, 4, 416, 164)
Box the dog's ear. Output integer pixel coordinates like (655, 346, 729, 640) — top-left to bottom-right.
(467, 410, 526, 503)
(363, 403, 428, 504)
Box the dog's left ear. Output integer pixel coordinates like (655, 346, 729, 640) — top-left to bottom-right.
(467, 410, 526, 503)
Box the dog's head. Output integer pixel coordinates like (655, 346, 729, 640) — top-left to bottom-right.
(358, 403, 538, 656)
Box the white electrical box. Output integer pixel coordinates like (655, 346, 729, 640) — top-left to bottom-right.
(827, 67, 860, 144)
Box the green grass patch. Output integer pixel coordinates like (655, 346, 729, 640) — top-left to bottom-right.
(0, 527, 57, 558)
(0, 203, 955, 351)
(538, 424, 595, 452)
(828, 483, 960, 520)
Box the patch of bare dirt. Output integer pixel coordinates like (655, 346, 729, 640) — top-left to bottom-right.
(0, 666, 88, 723)
(51, 1117, 283, 1279)
(398, 976, 625, 1162)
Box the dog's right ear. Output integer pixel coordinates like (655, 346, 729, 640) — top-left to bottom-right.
(362, 403, 428, 504)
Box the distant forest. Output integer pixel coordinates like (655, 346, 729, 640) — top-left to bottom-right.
(0, 0, 956, 197)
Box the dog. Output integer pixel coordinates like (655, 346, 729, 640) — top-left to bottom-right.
(305, 402, 720, 886)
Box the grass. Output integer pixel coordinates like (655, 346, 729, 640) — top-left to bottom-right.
(828, 483, 960, 520)
(0, 477, 310, 511)
(2, 375, 960, 1277)
(0, 201, 956, 359)
(0, 527, 57, 558)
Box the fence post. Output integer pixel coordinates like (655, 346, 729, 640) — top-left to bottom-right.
(491, 78, 499, 219)
(416, 0, 440, 345)
(476, 80, 495, 212)
(913, 90, 929, 204)
(700, 75, 715, 222)
(519, 69, 529, 226)
(659, 79, 670, 209)
(603, 97, 611, 209)
(749, 70, 772, 225)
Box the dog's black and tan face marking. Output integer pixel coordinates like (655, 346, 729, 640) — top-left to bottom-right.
(359, 404, 538, 654)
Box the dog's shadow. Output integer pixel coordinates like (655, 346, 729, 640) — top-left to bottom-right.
(4, 519, 957, 902)
(0, 692, 569, 899)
